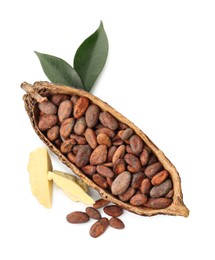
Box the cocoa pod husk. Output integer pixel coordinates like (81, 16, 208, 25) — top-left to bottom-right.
(21, 81, 189, 217)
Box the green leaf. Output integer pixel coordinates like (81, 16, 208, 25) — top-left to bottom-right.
(74, 21, 109, 92)
(35, 51, 83, 89)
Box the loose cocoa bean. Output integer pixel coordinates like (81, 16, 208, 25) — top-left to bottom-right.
(131, 172, 145, 189)
(66, 211, 90, 223)
(90, 145, 107, 165)
(93, 199, 110, 209)
(73, 96, 89, 118)
(113, 158, 126, 174)
(150, 179, 173, 198)
(144, 162, 163, 178)
(118, 187, 136, 202)
(89, 217, 109, 238)
(97, 133, 111, 147)
(60, 139, 76, 154)
(85, 104, 100, 128)
(121, 128, 134, 140)
(95, 127, 115, 138)
(111, 171, 131, 195)
(60, 118, 75, 139)
(130, 194, 148, 206)
(140, 148, 150, 166)
(140, 178, 151, 194)
(99, 111, 119, 130)
(38, 100, 57, 115)
(85, 128, 97, 149)
(124, 153, 141, 173)
(103, 205, 123, 217)
(75, 145, 92, 168)
(85, 207, 101, 219)
(58, 100, 73, 123)
(112, 145, 126, 163)
(129, 135, 144, 154)
(151, 170, 169, 186)
(73, 117, 86, 135)
(82, 165, 96, 176)
(38, 114, 58, 131)
(96, 165, 114, 178)
(92, 174, 108, 189)
(51, 94, 70, 106)
(109, 217, 125, 229)
(144, 198, 172, 209)
(47, 125, 60, 141)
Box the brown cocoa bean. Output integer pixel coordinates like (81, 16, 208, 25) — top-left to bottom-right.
(72, 144, 82, 154)
(73, 117, 86, 135)
(85, 207, 101, 219)
(93, 199, 110, 209)
(109, 217, 125, 229)
(38, 114, 58, 131)
(85, 104, 100, 128)
(66, 211, 90, 223)
(82, 165, 96, 176)
(165, 189, 174, 198)
(47, 125, 60, 141)
(95, 127, 115, 138)
(97, 133, 112, 147)
(129, 135, 144, 154)
(90, 145, 107, 165)
(150, 179, 173, 198)
(131, 172, 145, 189)
(96, 165, 114, 178)
(106, 177, 113, 187)
(51, 94, 70, 106)
(112, 145, 126, 163)
(144, 162, 163, 178)
(60, 118, 75, 139)
(151, 170, 169, 186)
(124, 153, 141, 172)
(119, 122, 128, 129)
(85, 128, 97, 149)
(73, 96, 90, 118)
(119, 187, 136, 201)
(89, 217, 109, 238)
(92, 174, 108, 189)
(121, 128, 134, 140)
(60, 139, 76, 154)
(70, 95, 79, 105)
(107, 146, 117, 162)
(111, 171, 131, 195)
(140, 178, 151, 194)
(113, 139, 124, 146)
(99, 111, 119, 130)
(144, 198, 172, 209)
(102, 162, 113, 167)
(67, 152, 76, 164)
(38, 101, 57, 115)
(140, 148, 150, 166)
(70, 134, 87, 145)
(58, 100, 73, 123)
(103, 205, 123, 217)
(75, 145, 92, 168)
(126, 145, 138, 155)
(113, 158, 126, 174)
(54, 138, 62, 148)
(130, 194, 148, 206)
(148, 154, 158, 165)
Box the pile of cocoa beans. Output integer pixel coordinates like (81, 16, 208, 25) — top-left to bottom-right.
(37, 93, 173, 209)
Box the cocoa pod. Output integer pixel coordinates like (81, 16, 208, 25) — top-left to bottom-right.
(38, 114, 58, 131)
(99, 111, 119, 130)
(38, 100, 57, 114)
(111, 171, 131, 195)
(58, 100, 73, 123)
(89, 217, 109, 238)
(85, 207, 101, 219)
(73, 96, 89, 118)
(103, 205, 123, 217)
(90, 145, 107, 165)
(109, 217, 125, 229)
(66, 211, 90, 223)
(85, 104, 100, 128)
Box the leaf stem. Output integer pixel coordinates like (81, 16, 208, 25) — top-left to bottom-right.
(21, 82, 48, 103)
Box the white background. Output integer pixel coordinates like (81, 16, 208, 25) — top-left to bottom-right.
(0, 0, 214, 259)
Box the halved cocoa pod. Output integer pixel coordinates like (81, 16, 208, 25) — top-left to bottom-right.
(21, 81, 189, 217)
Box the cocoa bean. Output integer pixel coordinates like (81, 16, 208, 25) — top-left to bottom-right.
(85, 104, 100, 128)
(148, 154, 158, 165)
(73, 117, 86, 135)
(144, 162, 163, 178)
(82, 165, 96, 176)
(121, 128, 134, 140)
(165, 189, 174, 198)
(106, 177, 113, 187)
(75, 145, 92, 168)
(54, 138, 62, 148)
(112, 145, 126, 163)
(85, 128, 97, 149)
(151, 170, 169, 186)
(111, 171, 131, 195)
(90, 145, 107, 165)
(140, 148, 150, 166)
(109, 217, 125, 229)
(119, 187, 135, 202)
(38, 114, 58, 131)
(58, 100, 73, 123)
(85, 207, 101, 219)
(60, 139, 76, 154)
(99, 111, 119, 130)
(144, 198, 172, 209)
(73, 96, 89, 118)
(70, 95, 79, 105)
(113, 158, 126, 174)
(130, 194, 148, 206)
(72, 144, 82, 154)
(67, 152, 76, 164)
(92, 174, 108, 189)
(107, 146, 117, 162)
(150, 179, 173, 198)
(95, 127, 115, 138)
(38, 100, 57, 115)
(93, 199, 110, 209)
(140, 178, 151, 194)
(51, 94, 70, 106)
(66, 211, 90, 223)
(60, 118, 75, 139)
(96, 165, 114, 178)
(129, 135, 144, 154)
(131, 172, 145, 189)
(70, 134, 87, 145)
(97, 133, 112, 147)
(112, 139, 124, 146)
(103, 205, 123, 217)
(89, 217, 109, 238)
(119, 122, 128, 129)
(124, 153, 141, 173)
(47, 125, 60, 141)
